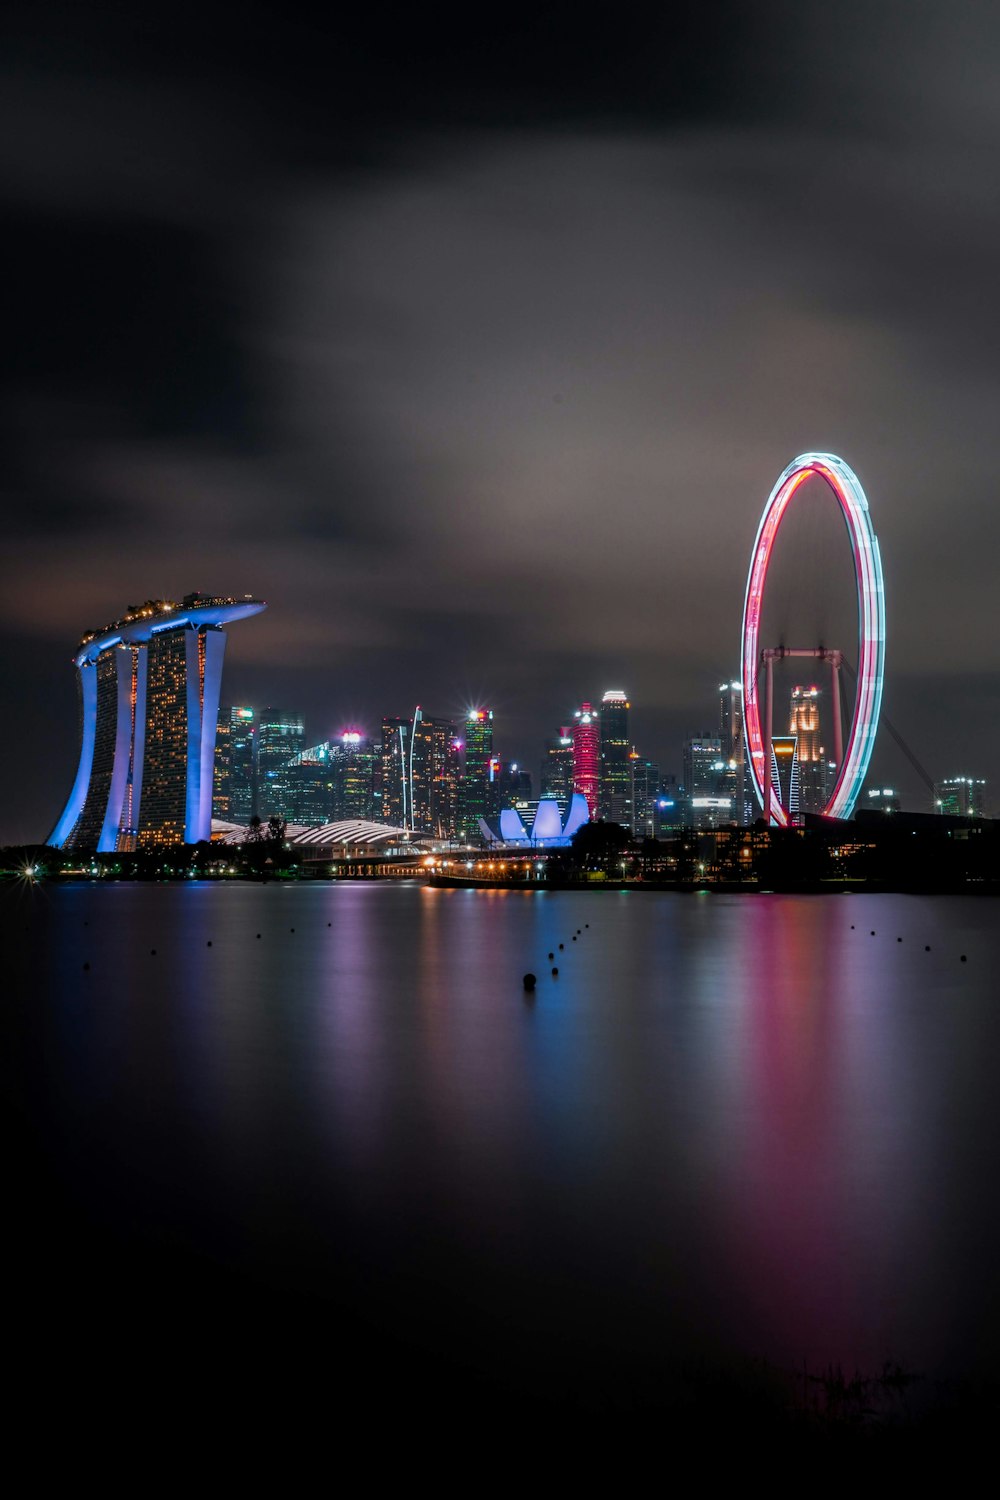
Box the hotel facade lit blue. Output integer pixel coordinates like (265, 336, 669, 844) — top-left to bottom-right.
(48, 593, 266, 851)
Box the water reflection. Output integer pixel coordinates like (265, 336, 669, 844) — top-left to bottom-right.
(9, 883, 1000, 1392)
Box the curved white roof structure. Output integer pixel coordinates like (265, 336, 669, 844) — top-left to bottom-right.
(291, 820, 425, 847)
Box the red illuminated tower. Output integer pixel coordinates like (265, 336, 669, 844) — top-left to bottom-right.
(572, 702, 600, 818)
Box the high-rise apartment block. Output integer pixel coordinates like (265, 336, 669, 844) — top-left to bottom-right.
(48, 593, 265, 850)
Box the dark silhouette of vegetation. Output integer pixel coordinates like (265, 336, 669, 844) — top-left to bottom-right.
(569, 819, 631, 874)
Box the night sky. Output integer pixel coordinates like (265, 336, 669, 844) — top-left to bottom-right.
(3, 3, 999, 842)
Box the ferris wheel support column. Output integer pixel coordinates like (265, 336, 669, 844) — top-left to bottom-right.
(830, 653, 844, 771)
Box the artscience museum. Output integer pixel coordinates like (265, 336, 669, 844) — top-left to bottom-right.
(479, 792, 590, 848)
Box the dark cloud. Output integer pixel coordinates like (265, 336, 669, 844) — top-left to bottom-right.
(2, 4, 999, 840)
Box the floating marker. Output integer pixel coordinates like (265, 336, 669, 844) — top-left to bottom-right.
(961, 955, 967, 962)
(897, 937, 902, 942)
(551, 966, 559, 976)
(256, 933, 261, 939)
(559, 943, 564, 950)
(523, 973, 537, 991)
(871, 931, 876, 936)
(925, 946, 931, 952)
(151, 949, 156, 956)
(547, 952, 554, 960)
(207, 940, 212, 947)
(83, 962, 90, 971)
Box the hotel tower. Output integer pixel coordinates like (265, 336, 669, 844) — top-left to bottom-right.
(48, 593, 266, 850)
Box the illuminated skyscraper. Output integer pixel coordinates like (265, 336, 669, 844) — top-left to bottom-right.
(541, 728, 574, 804)
(212, 711, 231, 819)
(498, 762, 532, 808)
(332, 732, 377, 822)
(572, 702, 599, 818)
(790, 685, 834, 816)
(380, 716, 411, 827)
(214, 704, 255, 822)
(460, 708, 494, 840)
(719, 681, 743, 762)
(410, 709, 461, 837)
(934, 776, 987, 818)
(256, 709, 305, 819)
(719, 679, 753, 824)
(228, 706, 256, 822)
(48, 593, 266, 850)
(281, 731, 376, 824)
(683, 734, 730, 828)
(599, 689, 632, 825)
(770, 735, 800, 818)
(629, 751, 660, 840)
(278, 740, 334, 824)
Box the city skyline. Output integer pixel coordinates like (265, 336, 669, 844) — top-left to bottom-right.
(31, 609, 999, 849)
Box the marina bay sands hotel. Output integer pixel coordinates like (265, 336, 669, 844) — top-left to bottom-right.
(48, 593, 266, 851)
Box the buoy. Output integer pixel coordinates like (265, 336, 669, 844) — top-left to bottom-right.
(151, 949, 156, 956)
(960, 955, 967, 962)
(572, 936, 577, 941)
(327, 922, 331, 927)
(925, 945, 931, 952)
(207, 940, 212, 947)
(83, 962, 90, 971)
(559, 943, 564, 950)
(897, 937, 902, 942)
(291, 927, 295, 933)
(256, 933, 261, 939)
(850, 924, 855, 929)
(523, 973, 536, 991)
(871, 931, 876, 936)
(551, 966, 559, 976)
(585, 923, 589, 928)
